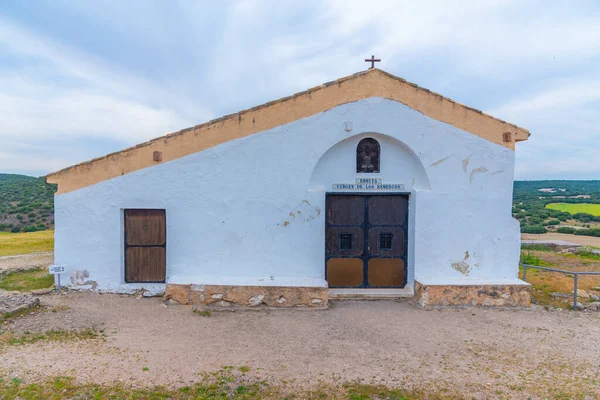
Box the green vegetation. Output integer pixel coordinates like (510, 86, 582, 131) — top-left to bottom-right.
(0, 174, 56, 233)
(520, 225, 547, 234)
(569, 247, 600, 260)
(193, 309, 212, 317)
(0, 230, 54, 256)
(557, 227, 576, 234)
(520, 252, 552, 266)
(0, 329, 98, 348)
(513, 180, 600, 235)
(546, 203, 600, 216)
(573, 228, 600, 237)
(0, 267, 54, 292)
(0, 371, 454, 400)
(521, 243, 556, 252)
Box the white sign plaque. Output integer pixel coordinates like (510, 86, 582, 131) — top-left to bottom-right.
(332, 178, 405, 191)
(48, 265, 66, 275)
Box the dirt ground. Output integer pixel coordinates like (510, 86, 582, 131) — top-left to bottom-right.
(522, 232, 600, 247)
(1, 292, 600, 398)
(0, 251, 53, 273)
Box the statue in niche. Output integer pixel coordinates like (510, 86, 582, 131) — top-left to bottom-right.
(356, 138, 380, 173)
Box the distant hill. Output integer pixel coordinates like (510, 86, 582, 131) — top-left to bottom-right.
(514, 180, 600, 204)
(0, 174, 57, 232)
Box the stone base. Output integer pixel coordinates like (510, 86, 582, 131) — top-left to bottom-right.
(165, 284, 328, 309)
(414, 281, 531, 307)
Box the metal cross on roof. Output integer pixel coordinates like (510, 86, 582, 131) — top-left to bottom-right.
(365, 55, 381, 69)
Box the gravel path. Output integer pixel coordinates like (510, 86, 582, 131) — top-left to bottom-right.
(0, 251, 53, 273)
(1, 292, 599, 398)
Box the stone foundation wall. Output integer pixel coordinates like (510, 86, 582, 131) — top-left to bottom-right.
(165, 284, 328, 309)
(414, 281, 531, 307)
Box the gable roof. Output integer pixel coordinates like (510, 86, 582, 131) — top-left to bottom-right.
(46, 68, 529, 194)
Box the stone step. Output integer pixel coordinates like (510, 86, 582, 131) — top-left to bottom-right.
(328, 287, 414, 300)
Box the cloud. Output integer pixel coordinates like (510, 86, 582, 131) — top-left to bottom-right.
(490, 77, 600, 180)
(0, 17, 216, 172)
(488, 79, 600, 119)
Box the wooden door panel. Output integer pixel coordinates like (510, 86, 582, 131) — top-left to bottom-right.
(325, 194, 408, 289)
(125, 247, 166, 283)
(368, 258, 405, 287)
(327, 258, 363, 287)
(125, 209, 165, 246)
(368, 196, 408, 225)
(326, 195, 364, 225)
(124, 209, 166, 283)
(367, 227, 406, 257)
(326, 226, 364, 257)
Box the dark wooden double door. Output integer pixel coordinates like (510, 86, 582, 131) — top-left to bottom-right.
(124, 209, 166, 283)
(326, 194, 408, 288)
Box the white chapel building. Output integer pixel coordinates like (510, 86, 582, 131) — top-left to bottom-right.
(46, 68, 531, 308)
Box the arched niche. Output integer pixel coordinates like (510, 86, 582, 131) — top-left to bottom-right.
(309, 132, 430, 192)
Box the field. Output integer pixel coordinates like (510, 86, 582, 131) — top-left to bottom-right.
(0, 230, 54, 257)
(546, 202, 600, 216)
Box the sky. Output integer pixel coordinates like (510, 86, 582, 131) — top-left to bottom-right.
(1, 0, 599, 180)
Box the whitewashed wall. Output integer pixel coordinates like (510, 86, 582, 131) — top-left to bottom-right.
(54, 97, 522, 293)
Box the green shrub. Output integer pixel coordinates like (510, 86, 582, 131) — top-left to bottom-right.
(22, 226, 38, 233)
(528, 217, 544, 225)
(521, 225, 548, 234)
(28, 212, 36, 217)
(557, 227, 576, 234)
(574, 228, 600, 237)
(547, 220, 560, 225)
(11, 226, 21, 233)
(521, 252, 542, 266)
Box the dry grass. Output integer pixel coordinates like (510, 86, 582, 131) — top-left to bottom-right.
(0, 231, 54, 257)
(520, 249, 600, 309)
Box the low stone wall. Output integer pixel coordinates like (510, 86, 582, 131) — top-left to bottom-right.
(414, 281, 531, 307)
(0, 290, 40, 315)
(165, 284, 328, 309)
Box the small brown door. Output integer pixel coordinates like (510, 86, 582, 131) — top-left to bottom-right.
(124, 209, 166, 283)
(325, 194, 408, 288)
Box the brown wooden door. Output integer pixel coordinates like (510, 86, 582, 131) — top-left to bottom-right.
(124, 209, 166, 283)
(325, 194, 407, 288)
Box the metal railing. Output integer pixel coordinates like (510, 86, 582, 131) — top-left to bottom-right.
(521, 263, 600, 310)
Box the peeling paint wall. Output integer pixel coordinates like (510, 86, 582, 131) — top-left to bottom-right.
(54, 97, 521, 292)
